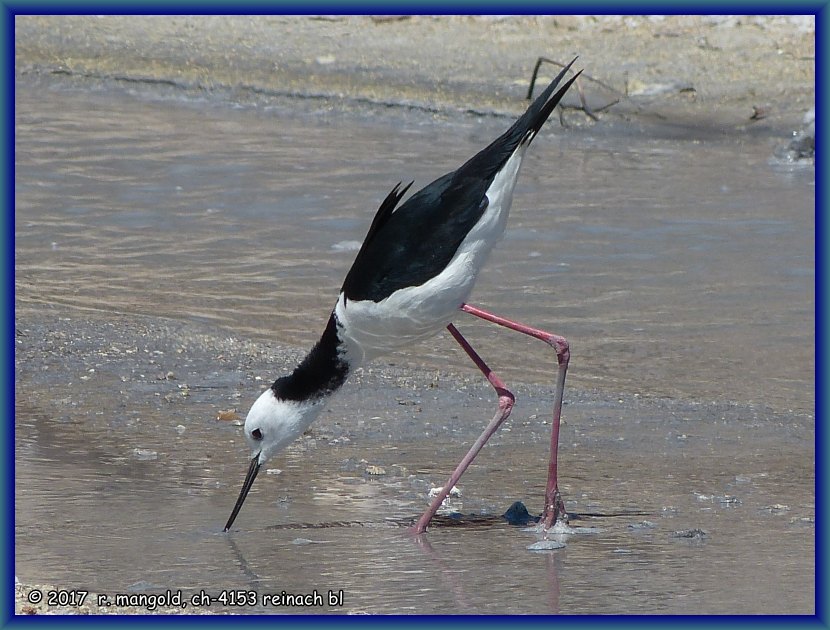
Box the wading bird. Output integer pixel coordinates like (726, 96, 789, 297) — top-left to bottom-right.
(225, 59, 580, 534)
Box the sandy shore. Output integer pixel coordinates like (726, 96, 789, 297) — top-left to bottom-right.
(15, 15, 815, 136)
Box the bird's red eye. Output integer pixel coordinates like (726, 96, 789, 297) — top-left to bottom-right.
(251, 428, 263, 440)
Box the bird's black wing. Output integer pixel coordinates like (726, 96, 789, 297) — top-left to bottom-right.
(341, 171, 491, 302)
(341, 59, 581, 303)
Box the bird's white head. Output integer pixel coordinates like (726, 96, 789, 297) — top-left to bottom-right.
(224, 387, 324, 531)
(244, 387, 324, 465)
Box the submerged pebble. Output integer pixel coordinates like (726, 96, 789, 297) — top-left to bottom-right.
(671, 528, 708, 540)
(761, 503, 790, 513)
(735, 472, 769, 483)
(629, 520, 657, 530)
(428, 485, 461, 499)
(566, 525, 603, 534)
(521, 520, 602, 536)
(331, 240, 362, 252)
(774, 120, 815, 163)
(527, 540, 566, 552)
(132, 448, 158, 460)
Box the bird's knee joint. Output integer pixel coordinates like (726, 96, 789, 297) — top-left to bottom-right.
(540, 333, 571, 365)
(547, 336, 569, 365)
(497, 389, 515, 413)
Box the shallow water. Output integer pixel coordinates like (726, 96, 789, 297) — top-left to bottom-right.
(14, 77, 814, 614)
(15, 76, 814, 413)
(14, 364, 815, 614)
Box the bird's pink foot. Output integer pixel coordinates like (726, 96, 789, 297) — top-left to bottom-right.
(539, 487, 569, 530)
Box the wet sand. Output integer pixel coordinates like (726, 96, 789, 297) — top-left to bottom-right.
(14, 308, 815, 614)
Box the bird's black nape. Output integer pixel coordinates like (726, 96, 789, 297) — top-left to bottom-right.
(271, 312, 351, 402)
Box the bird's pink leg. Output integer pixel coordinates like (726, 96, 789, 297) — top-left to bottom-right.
(413, 323, 515, 534)
(460, 303, 570, 530)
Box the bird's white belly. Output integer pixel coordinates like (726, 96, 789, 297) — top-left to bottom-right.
(335, 249, 479, 361)
(335, 145, 527, 363)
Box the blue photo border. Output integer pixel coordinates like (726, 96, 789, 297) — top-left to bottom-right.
(2, 2, 823, 627)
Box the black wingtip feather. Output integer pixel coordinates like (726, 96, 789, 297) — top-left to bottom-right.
(361, 180, 413, 246)
(341, 180, 412, 294)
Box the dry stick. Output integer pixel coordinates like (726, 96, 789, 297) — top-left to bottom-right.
(527, 56, 623, 121)
(593, 98, 621, 114)
(527, 56, 623, 97)
(573, 75, 599, 121)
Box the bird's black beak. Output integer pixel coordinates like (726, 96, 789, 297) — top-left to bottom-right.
(224, 454, 261, 532)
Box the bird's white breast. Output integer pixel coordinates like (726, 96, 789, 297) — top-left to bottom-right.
(335, 146, 529, 362)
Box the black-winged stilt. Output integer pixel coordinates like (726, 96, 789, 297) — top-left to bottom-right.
(225, 59, 581, 534)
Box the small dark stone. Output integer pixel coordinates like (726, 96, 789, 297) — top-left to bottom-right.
(502, 501, 539, 526)
(671, 528, 708, 539)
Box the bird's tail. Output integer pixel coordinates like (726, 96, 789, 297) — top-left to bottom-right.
(513, 56, 581, 146)
(462, 57, 581, 179)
